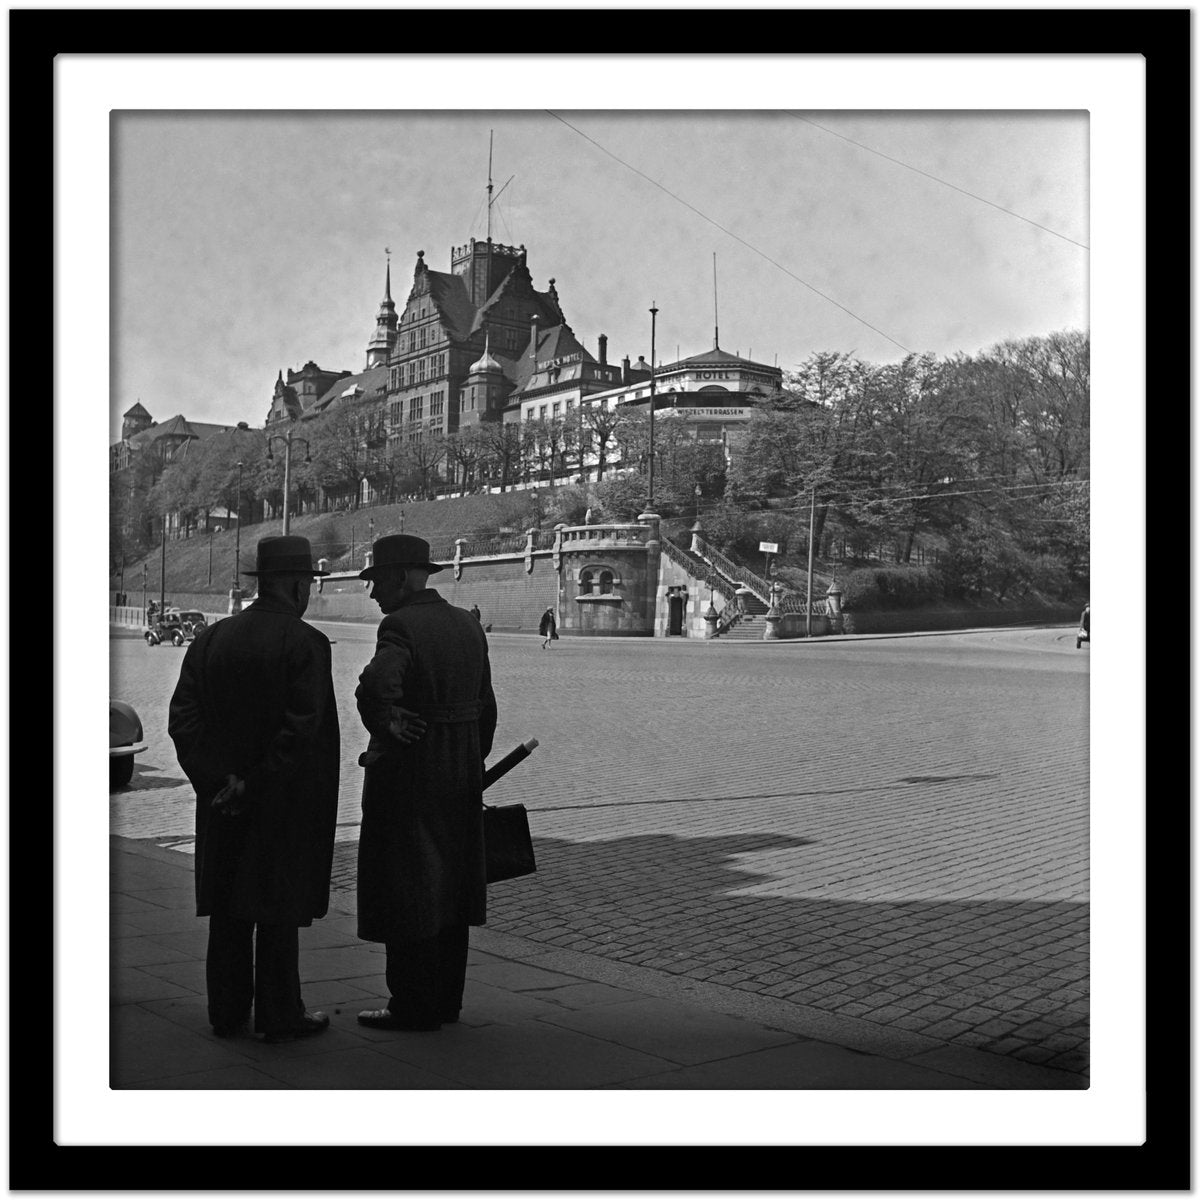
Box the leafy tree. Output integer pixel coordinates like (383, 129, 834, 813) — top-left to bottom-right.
(476, 421, 523, 492)
(407, 433, 447, 500)
(580, 398, 627, 480)
(445, 427, 484, 494)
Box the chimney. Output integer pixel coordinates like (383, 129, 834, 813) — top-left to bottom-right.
(529, 314, 539, 360)
(622, 355, 631, 385)
(598, 334, 608, 365)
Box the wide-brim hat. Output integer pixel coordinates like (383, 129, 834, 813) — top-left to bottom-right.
(243, 535, 329, 577)
(360, 534, 445, 580)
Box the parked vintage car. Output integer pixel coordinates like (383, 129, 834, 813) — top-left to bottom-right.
(144, 608, 207, 647)
(110, 700, 148, 788)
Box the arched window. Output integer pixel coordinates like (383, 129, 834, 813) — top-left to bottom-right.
(579, 570, 594, 596)
(598, 570, 614, 595)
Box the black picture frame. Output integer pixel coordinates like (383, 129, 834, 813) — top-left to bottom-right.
(21, 6, 1183, 1190)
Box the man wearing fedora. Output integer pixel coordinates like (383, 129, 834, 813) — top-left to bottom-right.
(354, 534, 498, 1031)
(168, 535, 340, 1043)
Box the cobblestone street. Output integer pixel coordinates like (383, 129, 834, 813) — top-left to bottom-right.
(111, 621, 1089, 1075)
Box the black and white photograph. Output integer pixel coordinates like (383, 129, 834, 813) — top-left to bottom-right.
(32, 20, 1169, 1174)
(107, 104, 1096, 1092)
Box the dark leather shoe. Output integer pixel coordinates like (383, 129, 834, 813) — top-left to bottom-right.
(212, 1018, 250, 1039)
(357, 1008, 441, 1032)
(262, 1011, 330, 1043)
(439, 1012, 460, 1024)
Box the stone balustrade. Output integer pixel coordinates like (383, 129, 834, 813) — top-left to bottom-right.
(558, 524, 650, 547)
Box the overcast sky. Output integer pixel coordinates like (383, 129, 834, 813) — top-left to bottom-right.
(111, 109, 1087, 440)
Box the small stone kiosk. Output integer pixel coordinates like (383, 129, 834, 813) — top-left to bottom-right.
(555, 512, 664, 637)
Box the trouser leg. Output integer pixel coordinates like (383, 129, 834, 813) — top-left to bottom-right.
(253, 923, 302, 1035)
(437, 923, 470, 1018)
(384, 936, 440, 1022)
(206, 912, 253, 1029)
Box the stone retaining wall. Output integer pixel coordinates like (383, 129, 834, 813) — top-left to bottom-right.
(840, 606, 1079, 635)
(307, 555, 558, 631)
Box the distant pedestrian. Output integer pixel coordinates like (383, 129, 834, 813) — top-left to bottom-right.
(470, 604, 481, 622)
(539, 606, 558, 649)
(168, 535, 340, 1044)
(584, 507, 593, 525)
(354, 535, 498, 1031)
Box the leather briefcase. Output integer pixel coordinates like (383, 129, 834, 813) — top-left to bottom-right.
(484, 803, 536, 884)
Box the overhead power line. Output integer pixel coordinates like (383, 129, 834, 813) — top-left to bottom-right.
(545, 110, 914, 355)
(785, 113, 1090, 251)
(708, 477, 1088, 514)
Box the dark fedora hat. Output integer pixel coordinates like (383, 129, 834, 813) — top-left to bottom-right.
(360, 534, 444, 580)
(243, 535, 329, 577)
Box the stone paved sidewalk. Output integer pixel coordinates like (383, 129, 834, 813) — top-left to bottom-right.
(112, 837, 1083, 1090)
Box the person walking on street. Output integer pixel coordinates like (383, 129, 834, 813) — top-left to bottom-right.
(469, 603, 481, 622)
(354, 535, 498, 1031)
(539, 606, 558, 649)
(168, 536, 340, 1044)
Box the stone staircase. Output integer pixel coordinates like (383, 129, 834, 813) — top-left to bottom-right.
(717, 593, 770, 640)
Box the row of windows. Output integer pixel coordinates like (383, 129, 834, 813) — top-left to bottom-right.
(389, 391, 446, 427)
(389, 353, 448, 391)
(525, 398, 575, 421)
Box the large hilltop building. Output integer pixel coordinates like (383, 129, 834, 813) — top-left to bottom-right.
(112, 233, 786, 516)
(268, 237, 784, 484)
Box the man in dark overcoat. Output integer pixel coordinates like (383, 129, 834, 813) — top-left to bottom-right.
(168, 535, 340, 1043)
(354, 534, 498, 1031)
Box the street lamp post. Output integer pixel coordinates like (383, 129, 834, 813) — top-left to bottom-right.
(159, 510, 167, 614)
(648, 302, 658, 506)
(266, 424, 311, 536)
(233, 460, 244, 589)
(806, 485, 816, 638)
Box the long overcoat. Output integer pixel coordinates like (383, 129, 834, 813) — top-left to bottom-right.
(355, 589, 498, 943)
(168, 597, 340, 926)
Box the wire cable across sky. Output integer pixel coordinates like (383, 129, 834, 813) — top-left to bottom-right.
(785, 112, 1090, 251)
(546, 110, 915, 356)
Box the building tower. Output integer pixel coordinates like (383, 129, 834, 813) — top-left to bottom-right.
(460, 333, 508, 427)
(121, 401, 153, 440)
(366, 258, 398, 369)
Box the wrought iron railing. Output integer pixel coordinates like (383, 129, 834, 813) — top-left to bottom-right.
(456, 533, 529, 557)
(659, 537, 737, 603)
(693, 539, 772, 605)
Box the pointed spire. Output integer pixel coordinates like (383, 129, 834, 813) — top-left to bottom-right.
(383, 255, 392, 303)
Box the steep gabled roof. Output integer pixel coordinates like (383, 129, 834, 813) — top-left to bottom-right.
(125, 414, 231, 449)
(471, 260, 564, 336)
(307, 364, 390, 418)
(422, 270, 477, 342)
(511, 323, 597, 393)
(123, 401, 152, 419)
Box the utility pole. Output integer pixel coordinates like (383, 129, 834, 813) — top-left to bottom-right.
(648, 302, 658, 506)
(806, 485, 816, 637)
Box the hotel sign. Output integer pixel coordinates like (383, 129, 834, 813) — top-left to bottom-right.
(543, 352, 582, 370)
